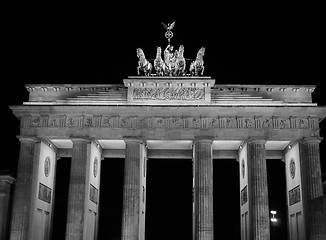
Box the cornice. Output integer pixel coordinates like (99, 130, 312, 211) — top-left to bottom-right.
(25, 84, 125, 91)
(9, 104, 326, 117)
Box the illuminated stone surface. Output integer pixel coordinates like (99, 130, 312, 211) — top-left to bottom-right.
(6, 77, 326, 239)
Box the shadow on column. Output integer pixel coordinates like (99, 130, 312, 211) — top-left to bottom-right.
(52, 157, 71, 240)
(145, 159, 192, 240)
(213, 159, 240, 239)
(98, 158, 124, 240)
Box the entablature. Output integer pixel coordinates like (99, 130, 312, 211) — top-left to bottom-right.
(23, 78, 317, 106)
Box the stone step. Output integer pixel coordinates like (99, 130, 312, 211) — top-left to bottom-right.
(66, 98, 127, 102)
(87, 92, 127, 96)
(76, 95, 127, 99)
(211, 100, 284, 104)
(212, 96, 263, 99)
(212, 99, 271, 102)
(211, 99, 276, 102)
(211, 94, 256, 98)
(211, 92, 252, 95)
(56, 100, 127, 104)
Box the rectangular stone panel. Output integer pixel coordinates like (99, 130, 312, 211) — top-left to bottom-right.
(289, 185, 301, 206)
(89, 184, 98, 204)
(38, 182, 52, 204)
(241, 186, 248, 206)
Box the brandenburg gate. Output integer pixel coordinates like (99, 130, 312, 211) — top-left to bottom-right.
(4, 22, 326, 240)
(6, 75, 326, 240)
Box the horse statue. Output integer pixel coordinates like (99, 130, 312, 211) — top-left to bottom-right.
(136, 48, 153, 76)
(174, 45, 186, 76)
(153, 46, 166, 76)
(189, 47, 205, 76)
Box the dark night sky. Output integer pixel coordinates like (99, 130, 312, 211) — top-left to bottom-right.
(2, 3, 325, 239)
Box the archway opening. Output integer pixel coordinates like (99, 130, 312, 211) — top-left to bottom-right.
(213, 158, 240, 239)
(52, 157, 71, 240)
(267, 159, 288, 240)
(98, 158, 124, 240)
(145, 159, 193, 240)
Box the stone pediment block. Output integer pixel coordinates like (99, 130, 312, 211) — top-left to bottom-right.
(123, 76, 215, 105)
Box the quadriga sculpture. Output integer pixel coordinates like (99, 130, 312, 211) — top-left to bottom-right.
(136, 48, 153, 76)
(189, 47, 205, 76)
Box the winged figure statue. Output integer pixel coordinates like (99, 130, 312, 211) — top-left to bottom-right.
(161, 21, 175, 44)
(161, 21, 175, 31)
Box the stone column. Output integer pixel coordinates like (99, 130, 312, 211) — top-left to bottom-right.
(299, 137, 326, 239)
(9, 136, 39, 240)
(0, 174, 15, 240)
(193, 138, 214, 240)
(65, 138, 91, 240)
(247, 139, 270, 240)
(300, 137, 323, 200)
(121, 138, 144, 240)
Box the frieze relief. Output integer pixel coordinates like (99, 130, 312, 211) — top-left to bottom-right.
(243, 118, 254, 128)
(66, 116, 84, 127)
(154, 117, 165, 128)
(48, 115, 66, 127)
(262, 118, 273, 128)
(132, 87, 205, 101)
(170, 117, 184, 128)
(20, 115, 320, 131)
(101, 116, 118, 128)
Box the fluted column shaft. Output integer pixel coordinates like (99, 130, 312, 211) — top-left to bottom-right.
(247, 140, 270, 240)
(194, 138, 214, 240)
(121, 138, 143, 240)
(300, 137, 325, 240)
(0, 175, 15, 240)
(65, 138, 90, 240)
(300, 137, 323, 200)
(10, 137, 39, 240)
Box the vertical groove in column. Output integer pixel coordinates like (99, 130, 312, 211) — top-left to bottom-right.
(300, 138, 325, 239)
(194, 139, 213, 240)
(303, 140, 323, 200)
(247, 140, 270, 240)
(65, 139, 90, 240)
(10, 137, 38, 240)
(122, 139, 141, 240)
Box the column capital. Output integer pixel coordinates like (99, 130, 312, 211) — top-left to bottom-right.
(123, 136, 144, 144)
(70, 136, 92, 143)
(16, 135, 40, 143)
(301, 137, 323, 144)
(246, 138, 267, 145)
(194, 136, 214, 144)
